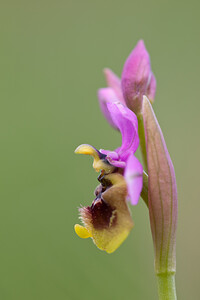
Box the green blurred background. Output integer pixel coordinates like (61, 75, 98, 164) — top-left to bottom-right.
(0, 0, 199, 299)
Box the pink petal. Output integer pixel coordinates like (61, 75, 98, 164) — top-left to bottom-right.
(103, 68, 125, 105)
(99, 149, 111, 156)
(106, 102, 139, 161)
(99, 150, 126, 168)
(106, 158, 126, 168)
(98, 87, 119, 130)
(124, 155, 143, 205)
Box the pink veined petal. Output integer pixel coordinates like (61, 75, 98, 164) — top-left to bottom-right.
(98, 87, 119, 130)
(103, 68, 126, 105)
(124, 155, 143, 205)
(106, 102, 139, 160)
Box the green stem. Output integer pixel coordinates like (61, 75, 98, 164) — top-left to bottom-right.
(138, 113, 147, 171)
(156, 273, 177, 300)
(141, 171, 148, 207)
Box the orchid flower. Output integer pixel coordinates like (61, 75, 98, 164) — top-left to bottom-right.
(74, 102, 143, 253)
(74, 39, 178, 299)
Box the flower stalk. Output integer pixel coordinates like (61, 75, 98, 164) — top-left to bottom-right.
(157, 273, 177, 300)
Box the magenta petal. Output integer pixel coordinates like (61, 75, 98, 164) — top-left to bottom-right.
(100, 149, 126, 168)
(98, 87, 119, 130)
(103, 68, 125, 105)
(121, 40, 155, 114)
(106, 151, 126, 168)
(105, 151, 119, 160)
(107, 158, 126, 168)
(106, 102, 139, 160)
(124, 155, 143, 205)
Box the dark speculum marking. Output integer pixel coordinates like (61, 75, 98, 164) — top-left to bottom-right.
(90, 197, 117, 230)
(98, 173, 112, 189)
(98, 152, 107, 160)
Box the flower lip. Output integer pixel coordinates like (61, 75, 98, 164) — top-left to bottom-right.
(75, 173, 134, 253)
(90, 196, 117, 230)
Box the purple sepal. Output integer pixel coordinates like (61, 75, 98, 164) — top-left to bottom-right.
(121, 40, 156, 114)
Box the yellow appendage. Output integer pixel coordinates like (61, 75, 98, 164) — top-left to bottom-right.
(74, 224, 92, 239)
